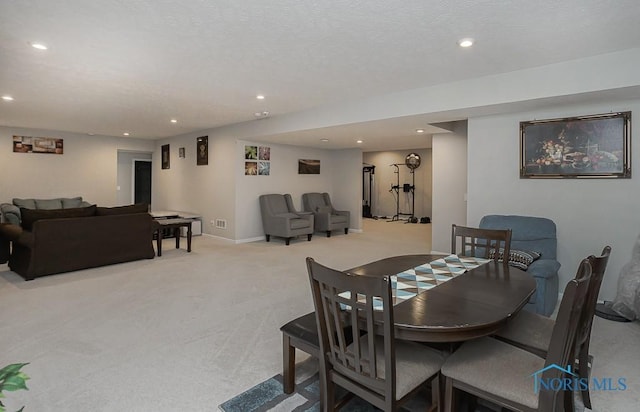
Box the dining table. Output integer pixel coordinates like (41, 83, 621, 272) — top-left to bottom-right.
(346, 254, 537, 343)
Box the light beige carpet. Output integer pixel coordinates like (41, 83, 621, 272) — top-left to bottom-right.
(0, 219, 637, 411)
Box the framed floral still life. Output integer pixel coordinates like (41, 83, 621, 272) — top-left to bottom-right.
(520, 111, 631, 178)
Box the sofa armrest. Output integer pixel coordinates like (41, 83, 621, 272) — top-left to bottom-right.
(527, 259, 561, 279)
(0, 203, 21, 225)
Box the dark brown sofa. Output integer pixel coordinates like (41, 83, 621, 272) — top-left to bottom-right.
(0, 204, 157, 280)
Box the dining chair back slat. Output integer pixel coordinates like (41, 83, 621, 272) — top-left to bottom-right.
(451, 224, 512, 263)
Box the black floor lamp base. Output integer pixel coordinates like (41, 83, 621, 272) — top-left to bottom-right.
(595, 301, 632, 322)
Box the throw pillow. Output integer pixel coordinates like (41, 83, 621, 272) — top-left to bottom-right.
(489, 248, 541, 270)
(34, 198, 63, 209)
(62, 197, 84, 208)
(95, 203, 149, 216)
(12, 198, 36, 209)
(20, 205, 97, 231)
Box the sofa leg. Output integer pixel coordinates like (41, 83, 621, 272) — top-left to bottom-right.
(344, 228, 349, 235)
(286, 238, 291, 246)
(326, 231, 331, 238)
(307, 234, 312, 241)
(266, 234, 270, 242)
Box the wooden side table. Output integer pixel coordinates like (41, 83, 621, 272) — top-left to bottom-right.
(155, 218, 192, 256)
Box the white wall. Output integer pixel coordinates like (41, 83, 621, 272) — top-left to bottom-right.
(330, 149, 363, 231)
(0, 126, 155, 206)
(431, 123, 468, 253)
(152, 131, 237, 238)
(363, 149, 432, 219)
(467, 99, 640, 301)
(234, 141, 361, 241)
(116, 151, 152, 206)
(151, 130, 362, 241)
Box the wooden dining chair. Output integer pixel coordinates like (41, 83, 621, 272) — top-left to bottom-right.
(451, 224, 512, 263)
(494, 246, 611, 409)
(306, 257, 446, 412)
(441, 258, 592, 412)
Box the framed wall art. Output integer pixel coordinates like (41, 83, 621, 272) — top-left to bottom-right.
(197, 136, 208, 165)
(520, 111, 631, 178)
(161, 144, 170, 169)
(13, 135, 63, 154)
(298, 159, 320, 174)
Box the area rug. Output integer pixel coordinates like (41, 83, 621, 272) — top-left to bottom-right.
(218, 371, 433, 412)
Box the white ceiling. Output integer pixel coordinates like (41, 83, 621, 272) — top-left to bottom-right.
(1, 0, 640, 151)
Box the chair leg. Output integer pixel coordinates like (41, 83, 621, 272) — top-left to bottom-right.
(344, 228, 348, 234)
(307, 234, 312, 241)
(428, 374, 440, 412)
(578, 348, 593, 409)
(326, 231, 331, 238)
(286, 238, 291, 245)
(266, 234, 270, 242)
(444, 377, 455, 412)
(282, 334, 295, 394)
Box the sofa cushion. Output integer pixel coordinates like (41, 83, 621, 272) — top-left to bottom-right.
(12, 198, 36, 209)
(62, 197, 84, 208)
(489, 248, 541, 270)
(34, 198, 64, 209)
(20, 205, 97, 231)
(95, 203, 149, 216)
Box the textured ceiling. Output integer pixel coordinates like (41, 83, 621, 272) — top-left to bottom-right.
(1, 0, 640, 150)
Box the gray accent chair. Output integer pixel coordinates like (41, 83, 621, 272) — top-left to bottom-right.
(302, 192, 350, 237)
(259, 194, 314, 245)
(479, 214, 560, 316)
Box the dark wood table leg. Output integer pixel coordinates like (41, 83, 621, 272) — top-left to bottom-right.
(187, 222, 192, 252)
(175, 227, 180, 249)
(156, 229, 162, 256)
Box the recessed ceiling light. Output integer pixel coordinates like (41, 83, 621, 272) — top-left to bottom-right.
(458, 38, 474, 48)
(123, 132, 130, 136)
(30, 42, 48, 50)
(256, 94, 265, 100)
(356, 140, 363, 144)
(2, 95, 14, 101)
(320, 139, 329, 142)
(87, 133, 95, 136)
(416, 129, 425, 133)
(170, 119, 178, 123)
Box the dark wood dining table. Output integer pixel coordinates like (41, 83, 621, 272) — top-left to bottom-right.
(346, 254, 537, 343)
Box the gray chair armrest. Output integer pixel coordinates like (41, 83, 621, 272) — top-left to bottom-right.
(527, 259, 561, 279)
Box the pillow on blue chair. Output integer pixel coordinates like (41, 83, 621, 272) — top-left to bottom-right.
(489, 248, 541, 270)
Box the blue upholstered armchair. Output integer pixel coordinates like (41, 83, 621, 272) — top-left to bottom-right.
(479, 215, 560, 316)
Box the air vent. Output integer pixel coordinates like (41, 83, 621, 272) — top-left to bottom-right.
(215, 219, 227, 229)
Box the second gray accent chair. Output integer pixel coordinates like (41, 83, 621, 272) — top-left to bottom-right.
(302, 192, 350, 237)
(259, 194, 314, 246)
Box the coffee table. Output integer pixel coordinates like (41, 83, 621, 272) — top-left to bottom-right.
(155, 218, 192, 256)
